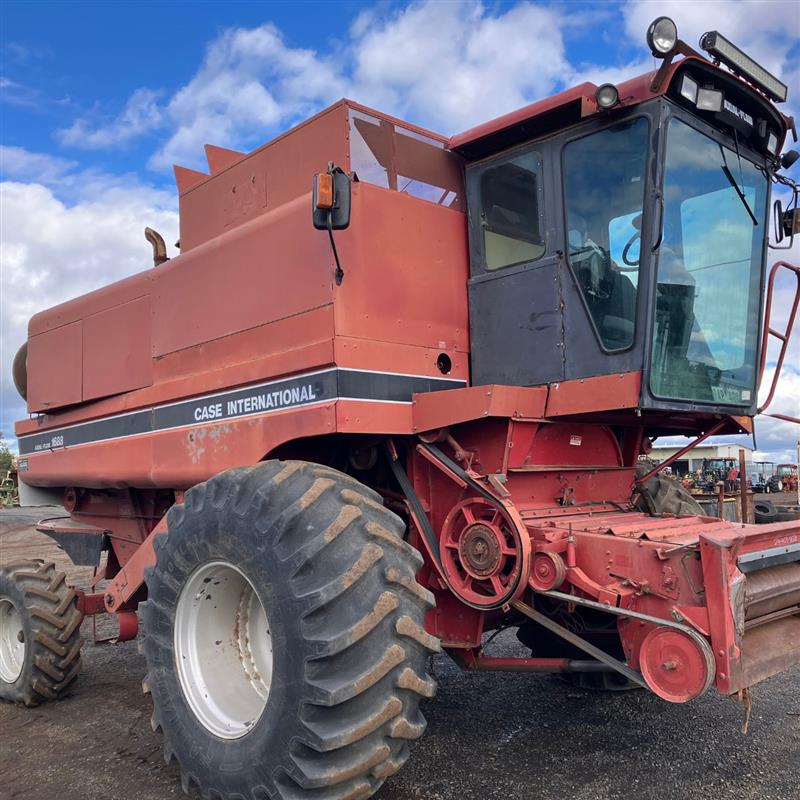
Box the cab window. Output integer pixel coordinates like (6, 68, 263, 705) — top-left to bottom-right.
(478, 152, 544, 271)
(564, 117, 648, 350)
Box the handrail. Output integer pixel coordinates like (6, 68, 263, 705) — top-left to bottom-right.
(758, 260, 800, 416)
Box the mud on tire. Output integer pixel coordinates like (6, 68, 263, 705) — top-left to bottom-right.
(0, 560, 83, 706)
(140, 460, 439, 800)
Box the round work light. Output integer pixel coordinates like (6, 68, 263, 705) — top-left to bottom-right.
(595, 83, 620, 109)
(647, 17, 678, 57)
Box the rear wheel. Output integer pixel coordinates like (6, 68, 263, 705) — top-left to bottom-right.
(634, 466, 704, 517)
(0, 560, 83, 706)
(141, 460, 439, 800)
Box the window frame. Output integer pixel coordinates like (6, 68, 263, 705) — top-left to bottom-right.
(465, 146, 546, 276)
(560, 112, 652, 355)
(645, 108, 770, 408)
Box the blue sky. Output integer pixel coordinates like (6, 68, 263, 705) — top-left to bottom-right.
(1, 0, 798, 460)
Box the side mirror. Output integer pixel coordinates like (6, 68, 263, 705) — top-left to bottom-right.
(774, 199, 784, 243)
(784, 206, 800, 237)
(772, 195, 799, 248)
(312, 167, 351, 231)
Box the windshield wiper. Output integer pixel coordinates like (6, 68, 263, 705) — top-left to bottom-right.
(719, 143, 758, 225)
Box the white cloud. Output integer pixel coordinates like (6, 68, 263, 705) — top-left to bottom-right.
(1, 145, 77, 183)
(622, 1, 799, 77)
(0, 157, 178, 442)
(150, 24, 346, 170)
(754, 368, 800, 462)
(58, 2, 572, 170)
(54, 1, 800, 170)
(348, 1, 569, 131)
(56, 88, 163, 149)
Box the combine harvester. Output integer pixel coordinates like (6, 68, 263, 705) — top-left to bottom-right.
(2, 17, 800, 800)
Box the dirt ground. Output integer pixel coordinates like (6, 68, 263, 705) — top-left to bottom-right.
(1, 506, 798, 800)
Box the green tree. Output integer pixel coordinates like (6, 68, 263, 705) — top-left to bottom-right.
(0, 435, 15, 473)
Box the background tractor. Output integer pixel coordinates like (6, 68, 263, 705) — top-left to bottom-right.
(3, 17, 800, 800)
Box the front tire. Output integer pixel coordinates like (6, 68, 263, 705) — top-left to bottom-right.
(141, 460, 439, 800)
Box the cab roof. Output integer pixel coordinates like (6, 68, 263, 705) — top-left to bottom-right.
(449, 55, 789, 161)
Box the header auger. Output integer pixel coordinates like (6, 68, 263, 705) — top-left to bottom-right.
(4, 16, 800, 800)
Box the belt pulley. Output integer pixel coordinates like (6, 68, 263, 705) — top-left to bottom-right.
(385, 442, 530, 610)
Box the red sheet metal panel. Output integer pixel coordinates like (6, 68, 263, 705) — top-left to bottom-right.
(153, 195, 334, 357)
(153, 306, 335, 386)
(28, 270, 153, 337)
(19, 401, 338, 490)
(413, 385, 547, 433)
(27, 321, 83, 412)
(83, 295, 153, 401)
(334, 183, 469, 352)
(449, 83, 596, 151)
(334, 336, 468, 384)
(178, 102, 349, 251)
(546, 372, 641, 416)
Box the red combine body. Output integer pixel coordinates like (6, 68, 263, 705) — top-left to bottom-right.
(3, 17, 800, 800)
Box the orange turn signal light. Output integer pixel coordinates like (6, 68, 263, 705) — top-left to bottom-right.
(315, 173, 334, 210)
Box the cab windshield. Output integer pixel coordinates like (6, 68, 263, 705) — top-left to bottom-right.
(650, 116, 768, 405)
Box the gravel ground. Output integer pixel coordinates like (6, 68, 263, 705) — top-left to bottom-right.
(1, 506, 798, 800)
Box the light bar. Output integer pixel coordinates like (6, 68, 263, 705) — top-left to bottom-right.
(700, 31, 787, 102)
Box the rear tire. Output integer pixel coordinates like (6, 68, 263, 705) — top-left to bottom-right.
(634, 466, 704, 517)
(141, 460, 439, 800)
(0, 560, 83, 706)
(754, 500, 779, 524)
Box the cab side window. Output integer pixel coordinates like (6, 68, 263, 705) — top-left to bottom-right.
(563, 117, 648, 350)
(478, 152, 544, 271)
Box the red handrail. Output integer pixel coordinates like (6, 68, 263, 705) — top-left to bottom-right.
(758, 260, 800, 418)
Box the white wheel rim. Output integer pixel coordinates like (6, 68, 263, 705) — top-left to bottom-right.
(174, 561, 273, 739)
(0, 597, 25, 683)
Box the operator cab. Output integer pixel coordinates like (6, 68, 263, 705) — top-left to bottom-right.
(453, 18, 796, 424)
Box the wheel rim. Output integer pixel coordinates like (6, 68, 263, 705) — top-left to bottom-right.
(174, 561, 273, 739)
(0, 597, 25, 683)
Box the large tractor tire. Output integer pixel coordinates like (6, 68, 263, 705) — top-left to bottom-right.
(141, 460, 439, 800)
(0, 560, 83, 706)
(634, 465, 704, 517)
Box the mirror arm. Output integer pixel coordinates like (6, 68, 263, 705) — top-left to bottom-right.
(327, 211, 345, 286)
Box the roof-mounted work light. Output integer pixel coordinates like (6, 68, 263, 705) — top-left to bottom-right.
(700, 31, 788, 102)
(647, 17, 678, 57)
(595, 83, 620, 109)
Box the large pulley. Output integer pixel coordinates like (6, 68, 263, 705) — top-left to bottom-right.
(440, 497, 529, 609)
(638, 626, 715, 703)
